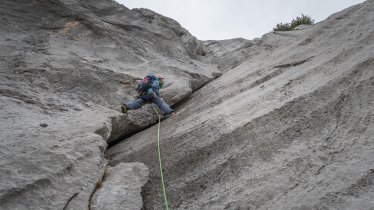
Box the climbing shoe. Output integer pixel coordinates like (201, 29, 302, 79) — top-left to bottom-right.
(121, 104, 128, 113)
(162, 111, 175, 118)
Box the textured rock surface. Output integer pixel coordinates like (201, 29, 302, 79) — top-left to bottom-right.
(108, 1, 374, 209)
(2, 0, 374, 209)
(0, 0, 218, 209)
(91, 162, 149, 210)
(204, 38, 256, 72)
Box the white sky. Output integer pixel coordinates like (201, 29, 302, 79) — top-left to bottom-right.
(115, 0, 366, 40)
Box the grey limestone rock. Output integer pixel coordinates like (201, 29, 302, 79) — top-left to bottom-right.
(204, 38, 255, 72)
(108, 1, 374, 209)
(2, 0, 374, 209)
(90, 162, 149, 210)
(0, 0, 218, 209)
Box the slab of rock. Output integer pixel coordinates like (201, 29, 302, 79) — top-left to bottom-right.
(108, 1, 374, 209)
(90, 163, 149, 210)
(0, 0, 219, 209)
(204, 38, 255, 72)
(2, 0, 373, 209)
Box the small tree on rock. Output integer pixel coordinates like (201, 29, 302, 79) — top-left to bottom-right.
(273, 14, 315, 31)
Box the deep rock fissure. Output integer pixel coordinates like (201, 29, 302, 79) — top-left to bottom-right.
(107, 120, 159, 149)
(88, 165, 109, 210)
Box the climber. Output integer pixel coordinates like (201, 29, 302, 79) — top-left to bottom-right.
(121, 74, 175, 117)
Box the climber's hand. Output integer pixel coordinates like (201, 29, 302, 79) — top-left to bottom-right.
(150, 92, 157, 99)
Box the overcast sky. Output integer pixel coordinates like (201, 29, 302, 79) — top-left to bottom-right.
(116, 0, 365, 40)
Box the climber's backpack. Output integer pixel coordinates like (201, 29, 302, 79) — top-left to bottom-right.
(136, 74, 157, 94)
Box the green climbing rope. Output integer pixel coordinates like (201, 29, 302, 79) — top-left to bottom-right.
(152, 105, 169, 210)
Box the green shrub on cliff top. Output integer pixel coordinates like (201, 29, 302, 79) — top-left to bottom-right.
(273, 14, 315, 31)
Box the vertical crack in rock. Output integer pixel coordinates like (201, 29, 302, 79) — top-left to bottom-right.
(88, 165, 109, 210)
(90, 163, 149, 210)
(93, 115, 152, 210)
(63, 192, 79, 210)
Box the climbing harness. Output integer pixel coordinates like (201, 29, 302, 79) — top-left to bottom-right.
(152, 104, 169, 210)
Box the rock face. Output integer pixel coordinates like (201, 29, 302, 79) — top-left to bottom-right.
(0, 0, 218, 209)
(90, 163, 149, 210)
(2, 0, 374, 209)
(108, 1, 374, 210)
(204, 38, 256, 72)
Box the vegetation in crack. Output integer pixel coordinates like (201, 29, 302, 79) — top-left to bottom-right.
(88, 165, 109, 210)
